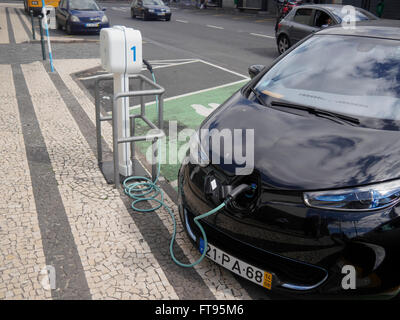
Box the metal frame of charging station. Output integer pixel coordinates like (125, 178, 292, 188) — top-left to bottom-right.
(94, 73, 165, 188)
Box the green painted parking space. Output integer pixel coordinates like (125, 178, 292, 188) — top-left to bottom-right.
(132, 80, 248, 187)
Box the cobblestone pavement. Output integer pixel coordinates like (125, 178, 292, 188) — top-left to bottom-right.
(0, 2, 258, 300)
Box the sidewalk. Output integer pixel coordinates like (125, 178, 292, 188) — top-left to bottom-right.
(0, 2, 254, 300)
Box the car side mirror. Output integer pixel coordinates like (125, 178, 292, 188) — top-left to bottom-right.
(248, 65, 265, 79)
(102, 7, 107, 11)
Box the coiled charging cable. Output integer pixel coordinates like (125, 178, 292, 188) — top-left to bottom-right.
(123, 61, 228, 267)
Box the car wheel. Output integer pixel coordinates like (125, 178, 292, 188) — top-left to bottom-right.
(66, 22, 73, 35)
(56, 18, 63, 30)
(131, 9, 136, 18)
(165, 16, 171, 21)
(278, 34, 290, 55)
(143, 12, 149, 21)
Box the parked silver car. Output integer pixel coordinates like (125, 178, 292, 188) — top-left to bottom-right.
(275, 4, 378, 54)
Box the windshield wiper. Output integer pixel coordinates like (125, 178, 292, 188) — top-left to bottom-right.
(270, 100, 360, 125)
(248, 86, 270, 108)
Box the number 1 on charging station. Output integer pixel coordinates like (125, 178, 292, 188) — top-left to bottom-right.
(131, 46, 136, 62)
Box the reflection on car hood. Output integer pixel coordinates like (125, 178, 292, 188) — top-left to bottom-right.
(201, 92, 400, 190)
(69, 9, 104, 18)
(143, 5, 169, 9)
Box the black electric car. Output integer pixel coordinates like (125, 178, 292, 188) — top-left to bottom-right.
(178, 21, 400, 299)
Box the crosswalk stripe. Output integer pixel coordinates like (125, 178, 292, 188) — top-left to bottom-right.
(54, 59, 252, 300)
(0, 7, 9, 44)
(22, 61, 181, 300)
(9, 7, 30, 43)
(0, 64, 51, 300)
(18, 8, 33, 34)
(0, 58, 256, 299)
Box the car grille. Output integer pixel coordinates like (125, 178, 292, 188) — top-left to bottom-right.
(79, 17, 101, 23)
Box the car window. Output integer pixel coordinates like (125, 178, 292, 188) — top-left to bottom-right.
(143, 0, 165, 5)
(293, 8, 313, 26)
(328, 6, 378, 22)
(69, 0, 100, 10)
(314, 10, 334, 28)
(255, 35, 400, 122)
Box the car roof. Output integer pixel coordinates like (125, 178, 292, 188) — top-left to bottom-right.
(298, 4, 362, 10)
(316, 19, 400, 41)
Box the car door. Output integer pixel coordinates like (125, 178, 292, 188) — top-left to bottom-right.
(289, 8, 318, 44)
(57, 0, 68, 26)
(133, 0, 141, 16)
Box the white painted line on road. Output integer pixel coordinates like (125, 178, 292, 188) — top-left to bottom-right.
(206, 25, 224, 30)
(152, 60, 199, 69)
(111, 7, 129, 12)
(197, 59, 250, 80)
(250, 33, 275, 39)
(176, 19, 188, 23)
(149, 59, 197, 63)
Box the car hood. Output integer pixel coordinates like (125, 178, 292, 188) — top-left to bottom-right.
(143, 5, 169, 9)
(69, 9, 104, 17)
(201, 92, 400, 191)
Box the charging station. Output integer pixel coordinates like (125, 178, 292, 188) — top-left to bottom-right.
(100, 26, 143, 177)
(96, 26, 165, 186)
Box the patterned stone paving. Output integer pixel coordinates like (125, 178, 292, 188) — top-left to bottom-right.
(0, 2, 255, 299)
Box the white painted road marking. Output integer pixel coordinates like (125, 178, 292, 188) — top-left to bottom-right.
(206, 25, 224, 30)
(176, 19, 188, 23)
(250, 33, 275, 39)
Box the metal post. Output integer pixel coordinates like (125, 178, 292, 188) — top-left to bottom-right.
(140, 77, 145, 116)
(158, 93, 164, 131)
(100, 75, 165, 188)
(94, 79, 102, 165)
(113, 97, 120, 188)
(130, 116, 136, 170)
(152, 139, 157, 181)
(38, 15, 46, 60)
(30, 10, 36, 40)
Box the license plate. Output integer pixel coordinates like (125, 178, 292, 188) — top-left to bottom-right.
(199, 239, 273, 290)
(157, 13, 165, 16)
(85, 23, 99, 27)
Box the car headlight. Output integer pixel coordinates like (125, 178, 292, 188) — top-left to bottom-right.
(148, 9, 155, 12)
(101, 15, 108, 23)
(165, 8, 170, 12)
(70, 15, 80, 22)
(188, 130, 209, 167)
(304, 179, 400, 211)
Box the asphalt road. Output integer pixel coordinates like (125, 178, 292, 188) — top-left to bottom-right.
(101, 1, 280, 75)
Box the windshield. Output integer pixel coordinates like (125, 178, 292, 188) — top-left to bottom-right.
(328, 7, 378, 22)
(254, 35, 400, 122)
(69, 0, 100, 10)
(143, 0, 165, 5)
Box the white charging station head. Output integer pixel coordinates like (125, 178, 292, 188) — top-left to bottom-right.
(100, 26, 143, 74)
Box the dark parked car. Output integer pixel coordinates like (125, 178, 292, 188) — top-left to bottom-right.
(179, 21, 400, 299)
(130, 0, 171, 21)
(275, 4, 378, 54)
(56, 0, 109, 35)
